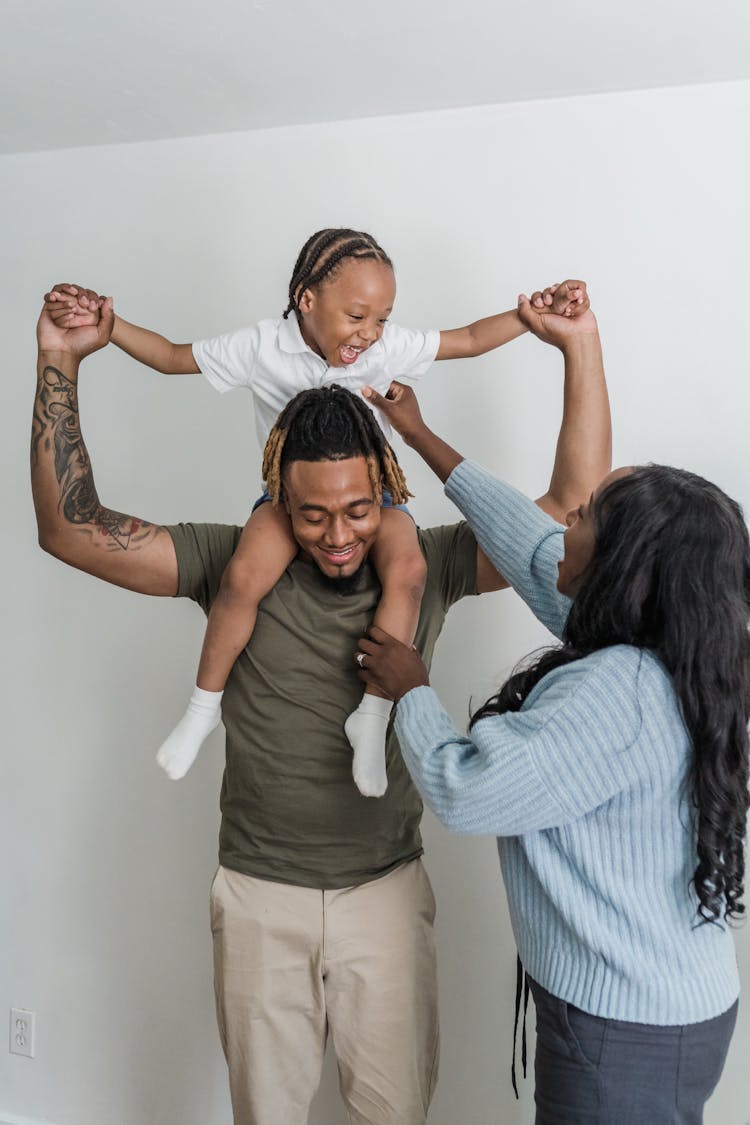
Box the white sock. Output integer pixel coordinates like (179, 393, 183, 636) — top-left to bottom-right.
(344, 693, 393, 798)
(156, 686, 223, 781)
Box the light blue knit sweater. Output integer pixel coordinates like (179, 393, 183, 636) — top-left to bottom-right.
(395, 459, 740, 1024)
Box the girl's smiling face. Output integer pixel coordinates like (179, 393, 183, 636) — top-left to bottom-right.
(296, 258, 396, 368)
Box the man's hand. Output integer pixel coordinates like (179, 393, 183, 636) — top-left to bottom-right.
(362, 381, 426, 445)
(518, 280, 597, 349)
(37, 294, 114, 359)
(43, 282, 105, 329)
(355, 626, 430, 702)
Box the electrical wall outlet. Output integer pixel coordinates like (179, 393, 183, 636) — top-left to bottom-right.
(9, 1008, 36, 1058)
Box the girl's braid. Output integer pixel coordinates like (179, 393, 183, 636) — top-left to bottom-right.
(283, 229, 392, 319)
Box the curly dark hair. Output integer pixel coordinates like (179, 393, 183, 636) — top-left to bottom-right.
(471, 465, 750, 924)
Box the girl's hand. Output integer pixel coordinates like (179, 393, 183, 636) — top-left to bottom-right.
(43, 282, 105, 329)
(362, 381, 426, 445)
(530, 280, 589, 318)
(518, 279, 598, 349)
(355, 625, 430, 702)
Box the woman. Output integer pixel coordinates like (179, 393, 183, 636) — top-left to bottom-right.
(357, 298, 750, 1124)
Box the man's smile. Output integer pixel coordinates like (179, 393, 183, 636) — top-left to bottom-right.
(317, 543, 361, 567)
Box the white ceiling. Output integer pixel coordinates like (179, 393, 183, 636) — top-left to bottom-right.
(3, 0, 750, 156)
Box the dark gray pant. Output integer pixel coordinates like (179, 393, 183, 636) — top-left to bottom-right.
(529, 977, 737, 1124)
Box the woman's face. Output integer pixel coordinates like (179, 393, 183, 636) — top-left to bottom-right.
(557, 467, 632, 597)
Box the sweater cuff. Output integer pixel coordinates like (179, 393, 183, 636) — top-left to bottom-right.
(444, 460, 570, 639)
(445, 459, 558, 548)
(396, 684, 442, 729)
(395, 686, 455, 765)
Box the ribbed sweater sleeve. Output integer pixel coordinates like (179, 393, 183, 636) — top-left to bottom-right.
(395, 646, 644, 835)
(444, 459, 571, 638)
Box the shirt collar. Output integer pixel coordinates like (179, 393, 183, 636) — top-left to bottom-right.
(278, 313, 313, 355)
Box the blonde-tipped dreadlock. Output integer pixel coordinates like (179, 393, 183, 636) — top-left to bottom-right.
(261, 425, 286, 504)
(261, 385, 411, 507)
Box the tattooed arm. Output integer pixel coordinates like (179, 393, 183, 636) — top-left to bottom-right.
(32, 299, 179, 595)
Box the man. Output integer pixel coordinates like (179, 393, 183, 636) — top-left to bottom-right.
(32, 288, 610, 1125)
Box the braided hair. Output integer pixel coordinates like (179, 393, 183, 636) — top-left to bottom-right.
(282, 228, 393, 319)
(262, 384, 410, 508)
(471, 465, 750, 925)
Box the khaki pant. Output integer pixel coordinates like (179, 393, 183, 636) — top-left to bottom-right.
(210, 859, 439, 1125)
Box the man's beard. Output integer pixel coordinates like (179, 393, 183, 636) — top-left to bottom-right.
(318, 559, 369, 595)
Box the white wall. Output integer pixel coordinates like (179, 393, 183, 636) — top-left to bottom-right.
(3, 80, 750, 1124)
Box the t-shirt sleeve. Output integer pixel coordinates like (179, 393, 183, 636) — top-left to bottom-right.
(418, 521, 478, 611)
(379, 323, 440, 383)
(192, 324, 262, 394)
(165, 522, 241, 614)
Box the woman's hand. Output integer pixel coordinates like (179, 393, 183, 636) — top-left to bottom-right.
(355, 626, 430, 702)
(364, 381, 464, 484)
(518, 280, 598, 350)
(362, 380, 426, 445)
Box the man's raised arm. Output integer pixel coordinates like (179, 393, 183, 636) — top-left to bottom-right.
(32, 298, 179, 595)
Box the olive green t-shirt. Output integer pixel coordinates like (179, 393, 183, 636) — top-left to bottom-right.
(166, 521, 478, 888)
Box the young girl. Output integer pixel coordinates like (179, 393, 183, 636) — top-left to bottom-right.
(45, 229, 586, 795)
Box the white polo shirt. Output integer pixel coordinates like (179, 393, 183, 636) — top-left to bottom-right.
(192, 316, 440, 447)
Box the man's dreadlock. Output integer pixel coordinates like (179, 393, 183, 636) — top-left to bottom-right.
(262, 385, 410, 507)
(283, 229, 393, 319)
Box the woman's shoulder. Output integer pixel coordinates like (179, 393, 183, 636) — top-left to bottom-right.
(525, 645, 672, 725)
(576, 643, 667, 675)
(574, 645, 674, 699)
(520, 645, 681, 761)
(538, 644, 645, 685)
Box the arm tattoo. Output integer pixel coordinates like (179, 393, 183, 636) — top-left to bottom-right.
(32, 365, 156, 551)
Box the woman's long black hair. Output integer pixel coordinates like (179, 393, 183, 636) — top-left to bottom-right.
(471, 465, 750, 924)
